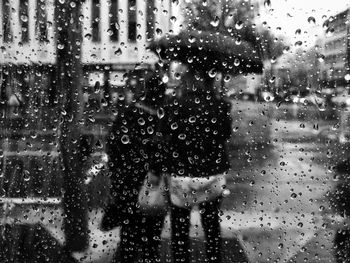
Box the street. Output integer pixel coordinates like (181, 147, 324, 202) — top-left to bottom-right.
(0, 101, 347, 263)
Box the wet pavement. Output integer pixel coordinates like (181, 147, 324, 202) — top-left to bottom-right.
(0, 101, 348, 262)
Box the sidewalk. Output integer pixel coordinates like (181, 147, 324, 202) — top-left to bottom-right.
(0, 202, 340, 263)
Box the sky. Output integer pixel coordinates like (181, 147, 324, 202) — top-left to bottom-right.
(257, 0, 350, 46)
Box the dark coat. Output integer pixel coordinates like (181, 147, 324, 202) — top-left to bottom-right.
(101, 103, 160, 230)
(107, 104, 159, 193)
(160, 91, 232, 177)
(101, 71, 167, 231)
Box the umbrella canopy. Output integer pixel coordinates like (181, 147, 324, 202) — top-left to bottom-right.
(148, 30, 263, 75)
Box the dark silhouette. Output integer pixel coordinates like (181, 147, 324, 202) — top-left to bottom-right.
(160, 64, 232, 263)
(331, 160, 350, 262)
(103, 69, 167, 263)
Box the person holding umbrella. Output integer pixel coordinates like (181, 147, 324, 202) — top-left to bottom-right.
(150, 30, 263, 263)
(158, 61, 232, 263)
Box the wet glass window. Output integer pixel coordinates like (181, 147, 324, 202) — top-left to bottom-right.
(2, 0, 12, 43)
(19, 0, 29, 43)
(109, 0, 119, 42)
(128, 0, 137, 42)
(1, 0, 350, 262)
(146, 0, 155, 40)
(35, 0, 47, 43)
(92, 0, 101, 42)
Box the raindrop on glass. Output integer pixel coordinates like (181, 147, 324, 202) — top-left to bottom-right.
(115, 48, 122, 56)
(235, 21, 244, 30)
(210, 16, 220, 27)
(157, 107, 165, 119)
(121, 135, 130, 144)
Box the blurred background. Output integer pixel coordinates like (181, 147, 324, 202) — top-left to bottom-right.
(0, 0, 350, 262)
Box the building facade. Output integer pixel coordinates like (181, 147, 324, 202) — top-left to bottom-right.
(0, 0, 180, 89)
(320, 8, 350, 91)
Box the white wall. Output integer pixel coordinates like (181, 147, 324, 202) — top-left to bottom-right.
(0, 0, 56, 65)
(0, 0, 181, 66)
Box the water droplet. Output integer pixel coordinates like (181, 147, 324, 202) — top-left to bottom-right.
(317, 54, 325, 62)
(170, 16, 177, 23)
(315, 99, 326, 111)
(138, 118, 145, 125)
(57, 43, 65, 50)
(121, 135, 130, 144)
(147, 126, 154, 134)
(210, 16, 220, 27)
(345, 74, 350, 81)
(178, 133, 186, 140)
(84, 33, 92, 40)
(234, 58, 240, 66)
(326, 150, 333, 158)
(208, 68, 217, 78)
(264, 0, 271, 8)
(332, 123, 340, 130)
(171, 122, 178, 130)
(224, 75, 231, 82)
(235, 37, 242, 45)
(189, 35, 196, 43)
(295, 29, 301, 35)
(155, 28, 162, 36)
(294, 41, 303, 47)
(157, 107, 165, 119)
(307, 16, 316, 24)
(283, 46, 290, 54)
(20, 15, 28, 22)
(326, 28, 334, 37)
(235, 21, 244, 30)
(270, 56, 277, 63)
(115, 48, 122, 56)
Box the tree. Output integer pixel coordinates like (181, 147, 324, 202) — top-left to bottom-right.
(182, 0, 284, 61)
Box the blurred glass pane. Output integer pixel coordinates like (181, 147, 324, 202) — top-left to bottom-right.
(0, 0, 350, 262)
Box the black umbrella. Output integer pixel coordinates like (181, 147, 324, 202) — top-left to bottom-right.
(148, 30, 263, 75)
